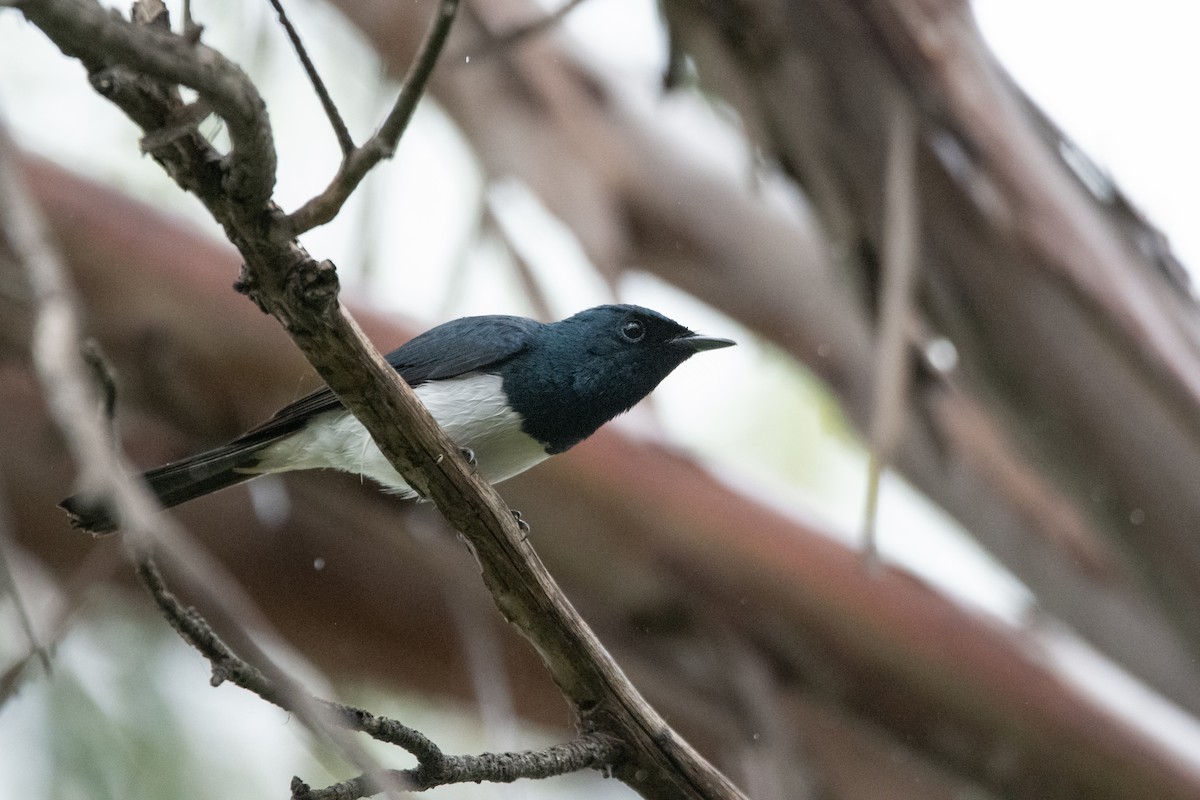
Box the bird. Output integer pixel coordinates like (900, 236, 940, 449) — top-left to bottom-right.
(61, 304, 735, 533)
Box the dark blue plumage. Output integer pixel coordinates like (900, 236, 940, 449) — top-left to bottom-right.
(61, 304, 734, 532)
(499, 305, 727, 453)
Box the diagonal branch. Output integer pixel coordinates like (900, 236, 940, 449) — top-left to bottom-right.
(136, 556, 442, 764)
(138, 554, 620, 798)
(15, 1, 748, 797)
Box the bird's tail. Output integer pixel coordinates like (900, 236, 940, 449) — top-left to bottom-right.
(59, 437, 277, 534)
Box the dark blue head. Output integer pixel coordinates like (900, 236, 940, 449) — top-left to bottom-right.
(500, 304, 735, 453)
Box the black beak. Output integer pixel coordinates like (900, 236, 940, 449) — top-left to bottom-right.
(674, 333, 736, 352)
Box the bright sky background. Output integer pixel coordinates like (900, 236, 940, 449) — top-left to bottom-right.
(975, 0, 1200, 271)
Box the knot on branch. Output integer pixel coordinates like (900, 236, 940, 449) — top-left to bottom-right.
(287, 259, 340, 318)
(290, 776, 319, 800)
(88, 66, 125, 100)
(209, 663, 230, 687)
(232, 265, 270, 313)
(88, 65, 171, 127)
(131, 0, 171, 30)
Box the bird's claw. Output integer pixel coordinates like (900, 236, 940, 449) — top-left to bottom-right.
(511, 509, 530, 538)
(459, 447, 478, 471)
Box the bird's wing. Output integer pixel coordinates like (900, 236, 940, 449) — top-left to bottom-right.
(62, 316, 540, 531)
(229, 315, 540, 445)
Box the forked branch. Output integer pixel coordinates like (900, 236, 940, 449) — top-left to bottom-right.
(282, 0, 460, 235)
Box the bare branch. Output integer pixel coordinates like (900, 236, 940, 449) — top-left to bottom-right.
(135, 558, 436, 754)
(267, 0, 355, 156)
(19, 0, 276, 208)
(282, 0, 459, 235)
(16, 2, 749, 797)
(293, 735, 622, 799)
(139, 554, 622, 797)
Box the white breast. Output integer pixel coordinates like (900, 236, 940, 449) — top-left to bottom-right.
(253, 373, 550, 497)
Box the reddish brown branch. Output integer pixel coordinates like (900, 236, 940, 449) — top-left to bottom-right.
(8, 159, 1200, 798)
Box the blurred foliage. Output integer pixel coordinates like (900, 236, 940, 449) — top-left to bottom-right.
(3, 594, 294, 800)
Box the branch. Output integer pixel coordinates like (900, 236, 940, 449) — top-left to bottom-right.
(20, 0, 275, 208)
(16, 2, 746, 797)
(862, 97, 921, 561)
(136, 554, 439, 760)
(0, 112, 400, 792)
(282, 0, 459, 235)
(138, 555, 621, 797)
(293, 735, 621, 798)
(267, 0, 354, 156)
(16, 144, 1200, 800)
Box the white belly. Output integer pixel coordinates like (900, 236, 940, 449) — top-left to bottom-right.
(253, 373, 550, 497)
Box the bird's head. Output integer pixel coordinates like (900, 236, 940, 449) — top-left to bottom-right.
(506, 304, 735, 452)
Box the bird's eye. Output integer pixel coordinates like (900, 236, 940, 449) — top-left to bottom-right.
(621, 320, 646, 342)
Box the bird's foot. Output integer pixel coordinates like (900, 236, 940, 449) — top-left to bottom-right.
(511, 509, 530, 539)
(459, 447, 478, 472)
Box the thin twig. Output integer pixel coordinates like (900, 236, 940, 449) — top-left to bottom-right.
(80, 339, 119, 435)
(139, 554, 621, 799)
(135, 557, 440, 757)
(293, 734, 622, 799)
(862, 97, 921, 564)
(283, 0, 459, 235)
(267, 0, 354, 156)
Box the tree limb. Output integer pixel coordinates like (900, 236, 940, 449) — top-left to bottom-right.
(13, 1, 746, 796)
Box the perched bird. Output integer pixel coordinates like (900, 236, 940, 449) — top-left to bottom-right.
(61, 304, 734, 533)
